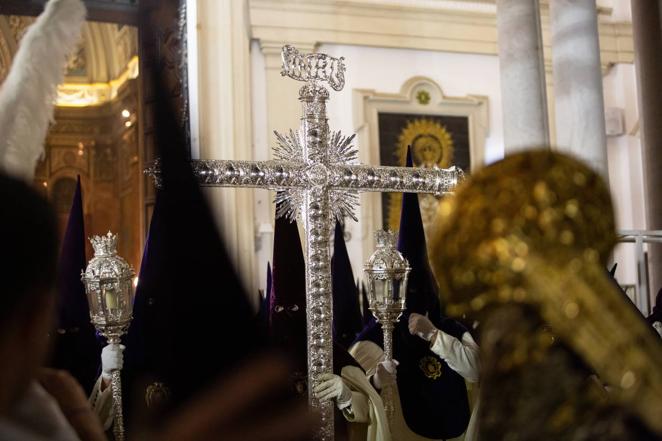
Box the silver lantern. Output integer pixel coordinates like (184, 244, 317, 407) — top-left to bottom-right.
(363, 229, 410, 424)
(81, 232, 135, 441)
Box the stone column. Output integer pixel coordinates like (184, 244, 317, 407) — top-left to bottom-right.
(496, 0, 550, 153)
(631, 0, 662, 307)
(549, 0, 608, 180)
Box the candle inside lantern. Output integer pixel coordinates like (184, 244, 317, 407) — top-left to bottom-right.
(103, 285, 118, 311)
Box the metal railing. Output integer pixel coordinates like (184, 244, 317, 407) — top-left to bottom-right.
(617, 230, 662, 315)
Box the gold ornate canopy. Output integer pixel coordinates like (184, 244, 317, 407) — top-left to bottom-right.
(429, 150, 662, 436)
(387, 118, 454, 231)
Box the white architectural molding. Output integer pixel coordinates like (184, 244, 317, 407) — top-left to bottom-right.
(353, 76, 489, 258)
(249, 0, 634, 71)
(250, 0, 498, 55)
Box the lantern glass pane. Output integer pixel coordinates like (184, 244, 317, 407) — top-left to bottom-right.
(392, 279, 404, 308)
(383, 280, 394, 306)
(86, 282, 102, 319)
(373, 278, 386, 305)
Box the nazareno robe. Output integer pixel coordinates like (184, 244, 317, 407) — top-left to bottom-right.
(340, 365, 391, 441)
(352, 313, 473, 440)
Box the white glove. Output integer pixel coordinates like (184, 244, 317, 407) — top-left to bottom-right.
(372, 359, 398, 390)
(313, 373, 353, 409)
(653, 321, 662, 338)
(409, 313, 438, 342)
(101, 344, 124, 380)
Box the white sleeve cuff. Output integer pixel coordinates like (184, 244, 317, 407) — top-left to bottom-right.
(430, 331, 480, 383)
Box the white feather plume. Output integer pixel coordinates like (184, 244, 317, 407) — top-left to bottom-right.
(0, 0, 86, 181)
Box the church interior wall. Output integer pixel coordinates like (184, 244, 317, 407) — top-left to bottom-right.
(320, 43, 503, 277)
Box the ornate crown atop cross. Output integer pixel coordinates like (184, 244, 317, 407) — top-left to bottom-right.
(149, 45, 462, 441)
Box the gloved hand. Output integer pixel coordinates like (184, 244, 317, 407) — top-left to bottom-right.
(101, 344, 124, 380)
(409, 313, 438, 341)
(653, 321, 662, 338)
(313, 374, 353, 409)
(372, 359, 398, 390)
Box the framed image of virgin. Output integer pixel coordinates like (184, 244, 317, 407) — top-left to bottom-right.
(353, 77, 489, 257)
(378, 113, 471, 232)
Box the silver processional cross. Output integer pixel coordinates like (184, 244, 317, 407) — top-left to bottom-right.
(151, 45, 462, 441)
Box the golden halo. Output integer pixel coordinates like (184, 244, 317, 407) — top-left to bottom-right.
(387, 118, 454, 231)
(396, 118, 453, 169)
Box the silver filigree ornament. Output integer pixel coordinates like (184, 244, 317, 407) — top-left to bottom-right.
(146, 45, 463, 441)
(274, 125, 359, 222)
(364, 230, 411, 428)
(281, 44, 346, 91)
(81, 232, 135, 441)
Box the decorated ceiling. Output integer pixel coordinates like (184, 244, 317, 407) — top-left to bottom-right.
(0, 16, 138, 106)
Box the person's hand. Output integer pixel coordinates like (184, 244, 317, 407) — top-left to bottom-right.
(147, 354, 316, 441)
(38, 368, 106, 441)
(101, 343, 124, 380)
(313, 373, 352, 409)
(653, 321, 662, 338)
(409, 313, 438, 341)
(373, 359, 398, 390)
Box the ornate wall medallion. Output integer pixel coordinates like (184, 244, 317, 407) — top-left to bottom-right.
(416, 90, 431, 105)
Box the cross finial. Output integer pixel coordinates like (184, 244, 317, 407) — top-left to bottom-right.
(280, 45, 346, 91)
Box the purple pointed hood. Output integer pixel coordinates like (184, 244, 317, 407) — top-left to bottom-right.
(50, 176, 101, 394)
(268, 212, 362, 378)
(269, 213, 307, 369)
(398, 147, 442, 320)
(123, 69, 260, 413)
